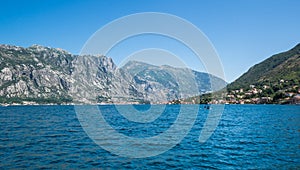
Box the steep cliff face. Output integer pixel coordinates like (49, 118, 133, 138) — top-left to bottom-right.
(0, 44, 226, 104)
(69, 55, 141, 104)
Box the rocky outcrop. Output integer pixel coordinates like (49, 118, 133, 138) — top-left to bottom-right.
(0, 45, 73, 102)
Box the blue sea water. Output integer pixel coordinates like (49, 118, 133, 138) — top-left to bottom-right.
(0, 105, 299, 169)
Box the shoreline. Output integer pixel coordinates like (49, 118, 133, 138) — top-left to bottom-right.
(1, 103, 299, 107)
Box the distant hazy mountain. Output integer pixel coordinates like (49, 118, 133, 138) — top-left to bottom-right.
(0, 44, 226, 104)
(228, 43, 300, 91)
(122, 61, 227, 101)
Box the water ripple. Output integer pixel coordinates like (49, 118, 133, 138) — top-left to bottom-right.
(0, 105, 299, 169)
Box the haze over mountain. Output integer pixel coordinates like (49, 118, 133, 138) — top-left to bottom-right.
(0, 44, 226, 104)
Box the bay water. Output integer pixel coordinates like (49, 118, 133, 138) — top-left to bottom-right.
(0, 105, 299, 169)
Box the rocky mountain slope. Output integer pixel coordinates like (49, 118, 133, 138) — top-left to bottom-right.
(0, 44, 226, 104)
(0, 45, 74, 103)
(122, 61, 226, 101)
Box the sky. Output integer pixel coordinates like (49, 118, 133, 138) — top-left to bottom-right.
(1, 0, 299, 82)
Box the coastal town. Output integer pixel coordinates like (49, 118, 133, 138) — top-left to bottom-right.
(2, 78, 300, 106)
(175, 79, 300, 105)
(223, 79, 300, 104)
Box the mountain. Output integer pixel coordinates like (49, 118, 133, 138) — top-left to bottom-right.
(0, 44, 226, 104)
(177, 43, 300, 104)
(228, 43, 300, 91)
(224, 43, 300, 104)
(121, 61, 227, 101)
(0, 45, 74, 103)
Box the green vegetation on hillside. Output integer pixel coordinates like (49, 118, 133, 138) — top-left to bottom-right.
(176, 43, 300, 104)
(228, 43, 300, 91)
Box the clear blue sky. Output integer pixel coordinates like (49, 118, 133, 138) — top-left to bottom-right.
(1, 0, 299, 82)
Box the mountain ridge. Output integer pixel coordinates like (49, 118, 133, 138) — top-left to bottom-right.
(0, 44, 226, 104)
(228, 43, 300, 90)
(175, 43, 300, 104)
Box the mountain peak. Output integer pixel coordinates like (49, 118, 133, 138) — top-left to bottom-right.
(0, 44, 226, 104)
(28, 44, 70, 55)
